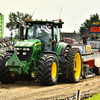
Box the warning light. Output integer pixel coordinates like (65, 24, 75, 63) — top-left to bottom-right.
(51, 40, 54, 42)
(59, 19, 62, 22)
(27, 18, 30, 20)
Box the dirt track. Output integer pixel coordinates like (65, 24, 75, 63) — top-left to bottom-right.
(0, 76, 100, 100)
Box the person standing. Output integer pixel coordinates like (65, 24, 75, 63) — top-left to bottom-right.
(81, 33, 88, 45)
(91, 33, 98, 40)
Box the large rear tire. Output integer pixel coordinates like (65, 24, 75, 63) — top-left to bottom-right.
(67, 48, 82, 82)
(0, 53, 4, 68)
(38, 54, 58, 86)
(58, 46, 70, 82)
(0, 53, 15, 84)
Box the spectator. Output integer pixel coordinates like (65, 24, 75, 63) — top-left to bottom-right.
(91, 33, 98, 40)
(81, 33, 88, 45)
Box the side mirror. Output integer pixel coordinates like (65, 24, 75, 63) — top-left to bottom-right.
(58, 22, 62, 28)
(58, 22, 64, 28)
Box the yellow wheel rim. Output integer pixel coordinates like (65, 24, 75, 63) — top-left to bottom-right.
(11, 73, 15, 77)
(51, 62, 57, 79)
(74, 52, 81, 79)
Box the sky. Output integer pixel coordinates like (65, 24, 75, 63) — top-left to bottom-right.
(0, 0, 100, 37)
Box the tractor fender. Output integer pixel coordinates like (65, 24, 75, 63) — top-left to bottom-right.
(44, 51, 58, 56)
(60, 43, 71, 56)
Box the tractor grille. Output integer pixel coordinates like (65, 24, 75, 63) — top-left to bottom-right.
(16, 47, 32, 63)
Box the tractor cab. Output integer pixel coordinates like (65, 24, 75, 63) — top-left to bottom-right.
(23, 19, 64, 51)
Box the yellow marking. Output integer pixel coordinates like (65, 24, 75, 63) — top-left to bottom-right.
(31, 71, 36, 76)
(34, 43, 41, 47)
(86, 46, 91, 52)
(11, 73, 15, 77)
(93, 22, 100, 25)
(51, 62, 57, 79)
(74, 52, 81, 79)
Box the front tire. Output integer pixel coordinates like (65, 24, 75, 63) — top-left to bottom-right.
(38, 54, 58, 86)
(0, 53, 15, 84)
(0, 53, 4, 81)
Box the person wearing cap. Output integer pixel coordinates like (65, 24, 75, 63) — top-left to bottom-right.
(81, 33, 88, 45)
(91, 33, 98, 40)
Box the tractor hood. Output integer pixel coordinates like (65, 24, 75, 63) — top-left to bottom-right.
(15, 39, 41, 47)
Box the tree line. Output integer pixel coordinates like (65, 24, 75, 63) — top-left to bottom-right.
(4, 12, 100, 39)
(6, 11, 32, 39)
(79, 13, 100, 37)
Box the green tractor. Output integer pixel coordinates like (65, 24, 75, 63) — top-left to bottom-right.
(0, 19, 82, 85)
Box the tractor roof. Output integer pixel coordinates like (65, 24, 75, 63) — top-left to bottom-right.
(25, 19, 64, 26)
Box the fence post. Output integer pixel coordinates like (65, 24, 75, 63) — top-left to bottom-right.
(76, 90, 81, 100)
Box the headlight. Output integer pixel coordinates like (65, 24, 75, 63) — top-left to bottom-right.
(23, 48, 27, 51)
(17, 52, 19, 55)
(27, 48, 30, 51)
(23, 52, 27, 55)
(14, 48, 17, 50)
(17, 48, 19, 50)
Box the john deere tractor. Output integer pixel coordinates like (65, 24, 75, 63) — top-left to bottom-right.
(0, 19, 82, 85)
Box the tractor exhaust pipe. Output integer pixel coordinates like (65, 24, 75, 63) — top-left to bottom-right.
(20, 26, 24, 40)
(15, 20, 24, 40)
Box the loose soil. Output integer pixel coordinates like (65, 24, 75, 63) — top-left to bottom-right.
(0, 76, 100, 100)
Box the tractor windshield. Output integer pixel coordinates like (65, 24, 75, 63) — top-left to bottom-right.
(27, 24, 52, 39)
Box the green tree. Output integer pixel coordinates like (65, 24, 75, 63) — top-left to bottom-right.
(6, 11, 32, 38)
(79, 13, 100, 36)
(14, 34, 20, 39)
(0, 12, 2, 15)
